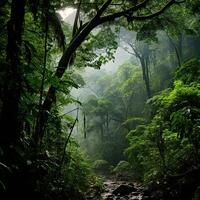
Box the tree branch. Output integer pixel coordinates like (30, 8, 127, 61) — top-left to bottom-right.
(128, 0, 176, 21)
(97, 0, 150, 24)
(128, 42, 142, 59)
(122, 46, 136, 56)
(38, 0, 177, 141)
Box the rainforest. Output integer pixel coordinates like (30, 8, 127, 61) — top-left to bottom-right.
(0, 0, 200, 199)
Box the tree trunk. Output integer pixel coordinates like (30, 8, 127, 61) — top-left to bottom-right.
(140, 56, 151, 98)
(167, 34, 182, 68)
(34, 2, 49, 146)
(0, 0, 26, 147)
(106, 112, 109, 136)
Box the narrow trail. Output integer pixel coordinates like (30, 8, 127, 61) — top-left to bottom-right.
(86, 178, 143, 200)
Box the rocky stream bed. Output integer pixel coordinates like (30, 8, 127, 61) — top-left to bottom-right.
(86, 179, 143, 200)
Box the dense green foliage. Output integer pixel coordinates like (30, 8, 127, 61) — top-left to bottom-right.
(80, 62, 146, 165)
(0, 0, 200, 199)
(125, 60, 200, 199)
(126, 60, 200, 181)
(77, 2, 200, 199)
(79, 41, 200, 200)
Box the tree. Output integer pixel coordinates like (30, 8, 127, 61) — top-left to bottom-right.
(123, 40, 153, 98)
(0, 0, 26, 147)
(125, 58, 200, 199)
(80, 61, 146, 164)
(35, 0, 179, 147)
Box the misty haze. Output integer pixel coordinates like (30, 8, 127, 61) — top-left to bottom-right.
(0, 1, 200, 200)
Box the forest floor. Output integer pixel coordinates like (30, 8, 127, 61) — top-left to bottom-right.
(86, 177, 143, 200)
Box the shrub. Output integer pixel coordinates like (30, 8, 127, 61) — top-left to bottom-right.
(93, 160, 110, 173)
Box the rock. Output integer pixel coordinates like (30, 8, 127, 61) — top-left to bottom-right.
(129, 196, 141, 200)
(142, 188, 151, 197)
(104, 188, 110, 192)
(105, 194, 114, 200)
(142, 196, 150, 200)
(112, 184, 137, 196)
(115, 197, 129, 200)
(131, 191, 140, 196)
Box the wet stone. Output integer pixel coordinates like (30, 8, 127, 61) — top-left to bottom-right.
(112, 184, 137, 196)
(105, 194, 114, 200)
(86, 179, 143, 200)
